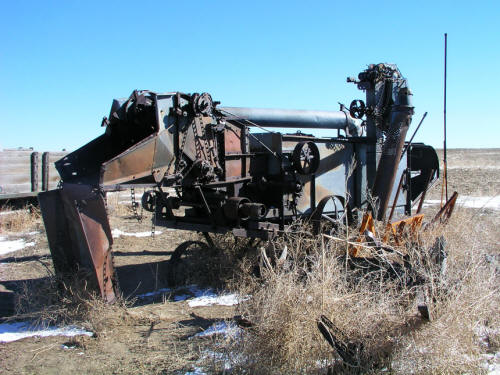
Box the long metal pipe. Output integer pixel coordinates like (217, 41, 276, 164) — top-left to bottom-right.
(219, 107, 359, 134)
(372, 89, 414, 221)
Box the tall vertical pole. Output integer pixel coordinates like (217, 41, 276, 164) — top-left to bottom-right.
(443, 33, 448, 202)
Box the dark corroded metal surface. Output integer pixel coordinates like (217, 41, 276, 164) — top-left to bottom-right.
(39, 184, 117, 302)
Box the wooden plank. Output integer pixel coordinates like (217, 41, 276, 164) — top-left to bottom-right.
(0, 192, 38, 199)
(0, 150, 68, 197)
(1, 183, 32, 194)
(0, 174, 33, 184)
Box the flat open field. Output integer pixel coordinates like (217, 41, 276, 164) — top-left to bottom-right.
(0, 148, 499, 374)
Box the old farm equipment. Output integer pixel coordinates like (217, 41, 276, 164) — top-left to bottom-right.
(39, 63, 443, 302)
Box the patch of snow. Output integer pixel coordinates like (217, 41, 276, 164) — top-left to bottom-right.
(0, 321, 93, 343)
(447, 166, 500, 170)
(173, 293, 190, 302)
(188, 286, 217, 298)
(185, 367, 207, 375)
(111, 228, 162, 238)
(424, 196, 500, 211)
(136, 285, 247, 307)
(482, 352, 500, 374)
(191, 321, 240, 339)
(0, 236, 35, 256)
(188, 293, 241, 307)
(188, 289, 241, 307)
(136, 287, 171, 299)
(160, 286, 215, 302)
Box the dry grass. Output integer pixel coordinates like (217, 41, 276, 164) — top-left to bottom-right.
(105, 191, 138, 217)
(167, 234, 259, 289)
(13, 271, 134, 336)
(0, 204, 41, 233)
(3, 189, 498, 374)
(207, 209, 499, 374)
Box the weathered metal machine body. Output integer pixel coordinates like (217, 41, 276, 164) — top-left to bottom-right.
(39, 64, 439, 301)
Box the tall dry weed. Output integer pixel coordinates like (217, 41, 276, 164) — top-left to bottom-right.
(211, 209, 499, 374)
(14, 271, 133, 336)
(0, 204, 41, 233)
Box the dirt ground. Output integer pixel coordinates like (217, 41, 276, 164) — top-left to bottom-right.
(428, 149, 500, 198)
(0, 148, 499, 374)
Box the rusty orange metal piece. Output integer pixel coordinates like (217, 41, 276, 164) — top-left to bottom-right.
(431, 191, 458, 225)
(38, 184, 117, 302)
(350, 212, 376, 257)
(383, 214, 424, 246)
(350, 212, 424, 257)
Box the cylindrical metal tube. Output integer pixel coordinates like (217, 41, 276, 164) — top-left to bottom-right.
(372, 87, 414, 221)
(219, 107, 359, 133)
(241, 202, 267, 219)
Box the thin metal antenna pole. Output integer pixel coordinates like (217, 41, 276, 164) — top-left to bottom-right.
(443, 33, 448, 201)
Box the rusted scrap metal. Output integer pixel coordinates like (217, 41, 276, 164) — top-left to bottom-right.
(39, 184, 117, 302)
(431, 191, 458, 225)
(317, 315, 362, 366)
(39, 63, 444, 300)
(350, 199, 454, 259)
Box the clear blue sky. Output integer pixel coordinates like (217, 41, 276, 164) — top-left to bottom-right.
(1, 0, 499, 151)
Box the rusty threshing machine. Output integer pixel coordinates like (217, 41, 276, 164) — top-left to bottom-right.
(39, 63, 445, 302)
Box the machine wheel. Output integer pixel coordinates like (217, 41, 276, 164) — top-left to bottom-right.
(349, 99, 366, 119)
(310, 195, 347, 235)
(292, 141, 320, 175)
(167, 241, 210, 286)
(141, 190, 158, 212)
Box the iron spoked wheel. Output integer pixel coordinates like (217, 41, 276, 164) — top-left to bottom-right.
(349, 99, 366, 119)
(141, 190, 158, 212)
(292, 141, 320, 175)
(167, 241, 210, 286)
(310, 195, 347, 236)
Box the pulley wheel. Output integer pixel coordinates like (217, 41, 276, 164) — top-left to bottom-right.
(310, 195, 347, 235)
(349, 99, 366, 119)
(141, 190, 158, 212)
(292, 141, 320, 175)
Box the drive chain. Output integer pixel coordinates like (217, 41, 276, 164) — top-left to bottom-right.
(130, 188, 143, 222)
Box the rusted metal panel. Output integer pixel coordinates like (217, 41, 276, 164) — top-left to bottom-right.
(39, 184, 117, 302)
(101, 135, 157, 186)
(224, 159, 242, 179)
(224, 126, 241, 153)
(296, 142, 352, 213)
(224, 125, 246, 178)
(152, 130, 175, 180)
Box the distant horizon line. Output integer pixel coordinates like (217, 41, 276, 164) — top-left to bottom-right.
(2, 146, 500, 152)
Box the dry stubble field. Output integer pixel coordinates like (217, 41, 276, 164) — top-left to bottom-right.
(0, 148, 499, 374)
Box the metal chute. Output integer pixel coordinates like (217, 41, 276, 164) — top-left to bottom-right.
(39, 184, 117, 302)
